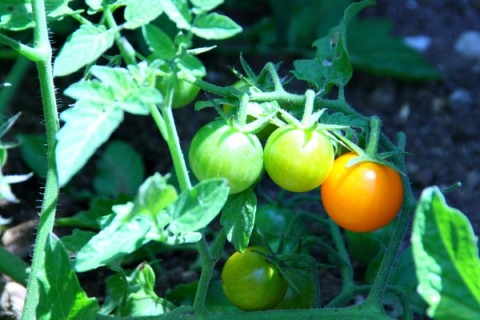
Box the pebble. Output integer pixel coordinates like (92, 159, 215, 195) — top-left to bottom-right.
(404, 35, 432, 53)
(449, 88, 473, 108)
(454, 31, 480, 59)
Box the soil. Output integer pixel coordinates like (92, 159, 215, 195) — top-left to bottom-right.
(1, 0, 479, 318)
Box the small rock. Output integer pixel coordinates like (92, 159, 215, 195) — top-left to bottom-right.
(0, 281, 26, 319)
(1, 220, 36, 259)
(455, 31, 480, 59)
(449, 88, 473, 108)
(404, 35, 432, 53)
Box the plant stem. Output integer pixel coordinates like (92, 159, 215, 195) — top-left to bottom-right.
(0, 33, 44, 62)
(21, 0, 59, 319)
(236, 94, 249, 126)
(103, 5, 136, 65)
(0, 246, 30, 286)
(365, 116, 381, 157)
(301, 89, 315, 125)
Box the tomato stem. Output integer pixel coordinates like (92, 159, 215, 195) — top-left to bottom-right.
(236, 94, 249, 126)
(365, 116, 382, 157)
(301, 89, 316, 126)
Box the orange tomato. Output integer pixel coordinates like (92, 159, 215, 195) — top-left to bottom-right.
(320, 153, 404, 232)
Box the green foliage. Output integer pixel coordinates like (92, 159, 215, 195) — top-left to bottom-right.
(93, 140, 145, 198)
(18, 133, 47, 178)
(37, 234, 99, 320)
(220, 188, 257, 252)
(412, 186, 480, 320)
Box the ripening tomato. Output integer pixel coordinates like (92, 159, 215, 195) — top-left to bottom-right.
(264, 125, 334, 192)
(221, 246, 287, 311)
(321, 152, 404, 232)
(188, 121, 263, 194)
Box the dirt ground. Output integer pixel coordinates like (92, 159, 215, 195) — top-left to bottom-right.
(0, 0, 479, 318)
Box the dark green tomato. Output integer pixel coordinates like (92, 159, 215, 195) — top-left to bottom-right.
(264, 125, 334, 192)
(157, 77, 201, 109)
(221, 246, 288, 311)
(188, 121, 264, 195)
(255, 204, 293, 235)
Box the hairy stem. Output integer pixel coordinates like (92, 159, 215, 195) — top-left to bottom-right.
(21, 0, 59, 319)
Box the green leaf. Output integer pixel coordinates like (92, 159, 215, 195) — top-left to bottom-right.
(124, 0, 164, 30)
(348, 18, 440, 81)
(191, 0, 223, 12)
(121, 263, 174, 316)
(65, 66, 160, 116)
(53, 24, 115, 77)
(56, 102, 124, 187)
(161, 0, 191, 30)
(37, 234, 99, 320)
(93, 140, 145, 198)
(0, 0, 74, 31)
(133, 173, 178, 219)
(292, 0, 374, 90)
(191, 13, 242, 40)
(389, 246, 428, 315)
(74, 202, 153, 272)
(17, 134, 47, 179)
(220, 188, 257, 252)
(61, 229, 96, 254)
(166, 178, 229, 234)
(412, 186, 480, 320)
(142, 24, 175, 59)
(0, 1, 33, 31)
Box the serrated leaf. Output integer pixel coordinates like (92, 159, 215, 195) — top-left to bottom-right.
(348, 18, 440, 81)
(17, 134, 47, 178)
(191, 0, 223, 11)
(412, 186, 480, 320)
(124, 0, 163, 29)
(74, 202, 153, 272)
(37, 234, 99, 320)
(166, 178, 229, 234)
(220, 189, 256, 252)
(53, 24, 115, 77)
(161, 0, 191, 30)
(56, 102, 124, 187)
(0, 0, 74, 31)
(93, 140, 145, 197)
(191, 13, 242, 40)
(292, 0, 374, 90)
(142, 24, 175, 59)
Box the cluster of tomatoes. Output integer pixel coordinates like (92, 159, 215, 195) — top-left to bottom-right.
(188, 117, 405, 311)
(188, 119, 404, 233)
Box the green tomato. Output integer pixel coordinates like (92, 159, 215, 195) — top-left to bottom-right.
(157, 77, 201, 109)
(188, 121, 264, 194)
(264, 125, 334, 192)
(221, 246, 287, 311)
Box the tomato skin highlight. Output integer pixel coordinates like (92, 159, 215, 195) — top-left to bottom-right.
(264, 126, 334, 192)
(321, 152, 404, 232)
(188, 121, 264, 195)
(221, 246, 287, 311)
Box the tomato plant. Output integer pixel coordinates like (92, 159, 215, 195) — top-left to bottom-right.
(264, 125, 334, 192)
(221, 246, 287, 311)
(321, 152, 404, 232)
(188, 121, 264, 194)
